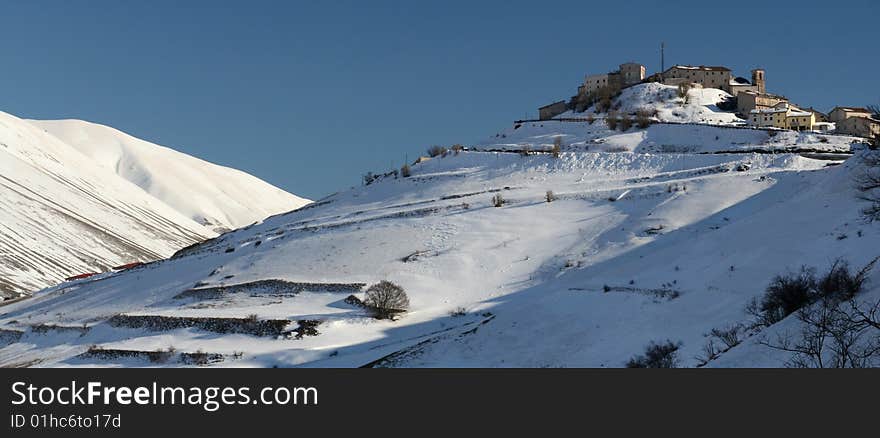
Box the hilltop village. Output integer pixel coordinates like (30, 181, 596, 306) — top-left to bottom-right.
(539, 62, 880, 140)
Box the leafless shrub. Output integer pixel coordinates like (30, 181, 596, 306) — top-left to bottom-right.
(758, 257, 880, 367)
(150, 346, 176, 364)
(545, 190, 556, 203)
(492, 193, 504, 207)
(551, 136, 562, 158)
(761, 298, 880, 368)
(400, 163, 411, 178)
(636, 108, 655, 129)
(364, 280, 410, 320)
(746, 266, 817, 327)
(710, 324, 743, 349)
(856, 151, 880, 221)
(427, 145, 448, 157)
(626, 340, 682, 368)
(595, 87, 614, 113)
(619, 116, 633, 131)
(450, 307, 467, 317)
(606, 110, 619, 130)
(696, 339, 721, 365)
(677, 82, 692, 101)
(363, 172, 377, 186)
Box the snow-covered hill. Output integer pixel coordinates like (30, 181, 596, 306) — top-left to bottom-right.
(0, 111, 309, 298)
(30, 119, 310, 232)
(554, 83, 744, 125)
(1, 82, 876, 368)
(1, 127, 875, 367)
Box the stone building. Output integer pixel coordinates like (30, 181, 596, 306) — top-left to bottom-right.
(748, 102, 815, 131)
(727, 77, 759, 97)
(786, 107, 815, 131)
(583, 72, 612, 96)
(828, 106, 873, 123)
(836, 115, 880, 139)
(661, 65, 731, 90)
(737, 90, 788, 117)
(582, 63, 646, 95)
(751, 69, 766, 94)
(748, 105, 788, 129)
(619, 63, 646, 87)
(539, 100, 569, 120)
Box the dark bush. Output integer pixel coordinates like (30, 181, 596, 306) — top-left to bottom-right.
(450, 307, 467, 317)
(363, 172, 377, 186)
(636, 108, 654, 129)
(709, 324, 742, 349)
(626, 340, 682, 368)
(545, 190, 556, 203)
(551, 136, 562, 158)
(364, 281, 410, 319)
(492, 193, 504, 207)
(750, 267, 816, 326)
(677, 83, 692, 100)
(748, 260, 870, 327)
(816, 260, 865, 302)
(606, 111, 619, 130)
(400, 164, 411, 178)
(856, 151, 880, 221)
(427, 145, 448, 157)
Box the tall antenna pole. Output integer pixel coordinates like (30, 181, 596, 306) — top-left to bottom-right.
(660, 42, 665, 80)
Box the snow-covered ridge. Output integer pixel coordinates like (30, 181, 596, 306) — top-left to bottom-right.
(0, 111, 309, 297)
(29, 119, 310, 232)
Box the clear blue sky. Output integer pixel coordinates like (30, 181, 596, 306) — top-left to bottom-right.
(2, 0, 878, 199)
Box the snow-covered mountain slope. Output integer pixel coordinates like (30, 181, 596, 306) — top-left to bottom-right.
(29, 119, 310, 232)
(1, 122, 876, 368)
(0, 111, 308, 298)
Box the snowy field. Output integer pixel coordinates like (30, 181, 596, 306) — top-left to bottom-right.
(2, 146, 877, 367)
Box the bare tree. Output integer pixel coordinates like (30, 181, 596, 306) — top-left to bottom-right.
(856, 151, 880, 220)
(551, 136, 562, 158)
(492, 193, 504, 207)
(626, 340, 682, 368)
(759, 257, 880, 367)
(760, 298, 880, 368)
(364, 281, 410, 319)
(606, 110, 619, 130)
(677, 82, 692, 103)
(427, 145, 448, 158)
(636, 108, 655, 129)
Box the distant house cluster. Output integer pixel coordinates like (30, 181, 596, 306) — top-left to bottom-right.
(537, 59, 879, 140)
(829, 107, 880, 139)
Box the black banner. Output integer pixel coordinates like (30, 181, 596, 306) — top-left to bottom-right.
(2, 369, 877, 436)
